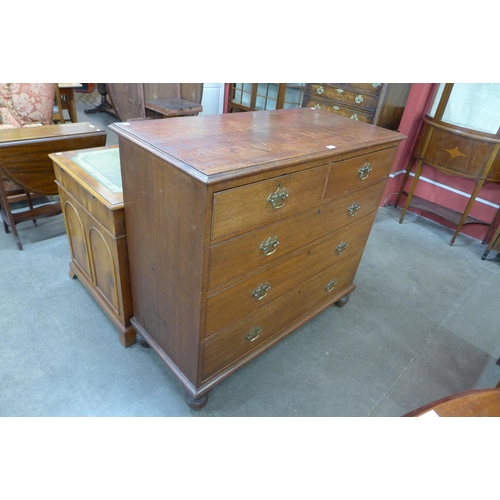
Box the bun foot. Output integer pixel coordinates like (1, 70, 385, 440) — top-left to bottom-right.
(334, 294, 350, 307)
(185, 392, 209, 410)
(136, 333, 150, 348)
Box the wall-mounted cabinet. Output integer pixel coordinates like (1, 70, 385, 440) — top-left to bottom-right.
(227, 83, 305, 112)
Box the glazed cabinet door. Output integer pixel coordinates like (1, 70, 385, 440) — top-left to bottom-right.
(228, 83, 305, 112)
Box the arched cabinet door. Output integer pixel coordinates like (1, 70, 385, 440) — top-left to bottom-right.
(89, 226, 120, 315)
(62, 197, 93, 282)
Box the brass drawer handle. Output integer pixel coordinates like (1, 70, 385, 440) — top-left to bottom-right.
(267, 183, 288, 209)
(348, 202, 360, 217)
(333, 106, 340, 110)
(336, 240, 349, 255)
(358, 162, 372, 180)
(252, 282, 271, 300)
(314, 103, 321, 110)
(350, 114, 359, 121)
(260, 236, 279, 256)
(355, 94, 364, 104)
(246, 326, 262, 342)
(325, 279, 338, 292)
(316, 85, 325, 95)
(337, 88, 344, 94)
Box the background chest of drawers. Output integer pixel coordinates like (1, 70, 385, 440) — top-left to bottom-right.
(303, 83, 412, 130)
(110, 108, 405, 409)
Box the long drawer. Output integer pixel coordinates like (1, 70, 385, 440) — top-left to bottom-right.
(308, 84, 378, 111)
(208, 180, 386, 290)
(304, 98, 374, 123)
(202, 251, 363, 381)
(336, 83, 383, 95)
(205, 213, 375, 337)
(211, 164, 329, 240)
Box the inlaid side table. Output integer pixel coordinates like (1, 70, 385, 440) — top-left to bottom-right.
(50, 146, 135, 347)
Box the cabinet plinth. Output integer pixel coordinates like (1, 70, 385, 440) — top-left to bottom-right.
(110, 108, 405, 407)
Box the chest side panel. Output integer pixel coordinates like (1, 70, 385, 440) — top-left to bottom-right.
(118, 139, 211, 385)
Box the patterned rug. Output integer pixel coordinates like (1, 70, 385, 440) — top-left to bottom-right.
(74, 88, 101, 106)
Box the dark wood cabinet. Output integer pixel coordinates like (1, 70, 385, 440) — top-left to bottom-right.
(110, 109, 405, 409)
(303, 83, 412, 130)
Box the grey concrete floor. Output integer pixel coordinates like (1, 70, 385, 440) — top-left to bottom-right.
(1, 93, 499, 416)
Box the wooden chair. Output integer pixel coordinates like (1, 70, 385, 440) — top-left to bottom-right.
(53, 84, 80, 124)
(107, 83, 203, 121)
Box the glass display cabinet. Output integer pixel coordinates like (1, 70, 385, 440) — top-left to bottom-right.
(395, 83, 500, 245)
(227, 83, 305, 112)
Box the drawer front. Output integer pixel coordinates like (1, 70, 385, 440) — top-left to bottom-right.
(308, 84, 378, 111)
(211, 164, 329, 241)
(337, 83, 383, 95)
(209, 181, 386, 290)
(415, 122, 496, 179)
(304, 98, 374, 123)
(55, 167, 125, 237)
(202, 251, 363, 381)
(205, 214, 375, 337)
(325, 147, 397, 199)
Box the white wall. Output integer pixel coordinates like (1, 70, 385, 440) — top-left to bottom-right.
(200, 83, 224, 115)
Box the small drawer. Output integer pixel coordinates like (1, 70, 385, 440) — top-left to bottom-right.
(202, 251, 363, 381)
(325, 147, 398, 199)
(208, 181, 386, 290)
(304, 98, 374, 123)
(205, 214, 375, 336)
(55, 167, 125, 237)
(309, 84, 378, 111)
(211, 164, 329, 241)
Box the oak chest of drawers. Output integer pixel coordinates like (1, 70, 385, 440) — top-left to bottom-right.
(110, 108, 405, 409)
(303, 83, 412, 130)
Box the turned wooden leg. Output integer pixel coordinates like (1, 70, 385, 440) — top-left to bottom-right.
(25, 191, 37, 226)
(335, 294, 350, 307)
(0, 179, 23, 250)
(185, 391, 209, 411)
(399, 159, 424, 224)
(449, 180, 484, 246)
(394, 157, 415, 208)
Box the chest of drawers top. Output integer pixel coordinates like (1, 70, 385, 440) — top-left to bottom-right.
(110, 108, 405, 184)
